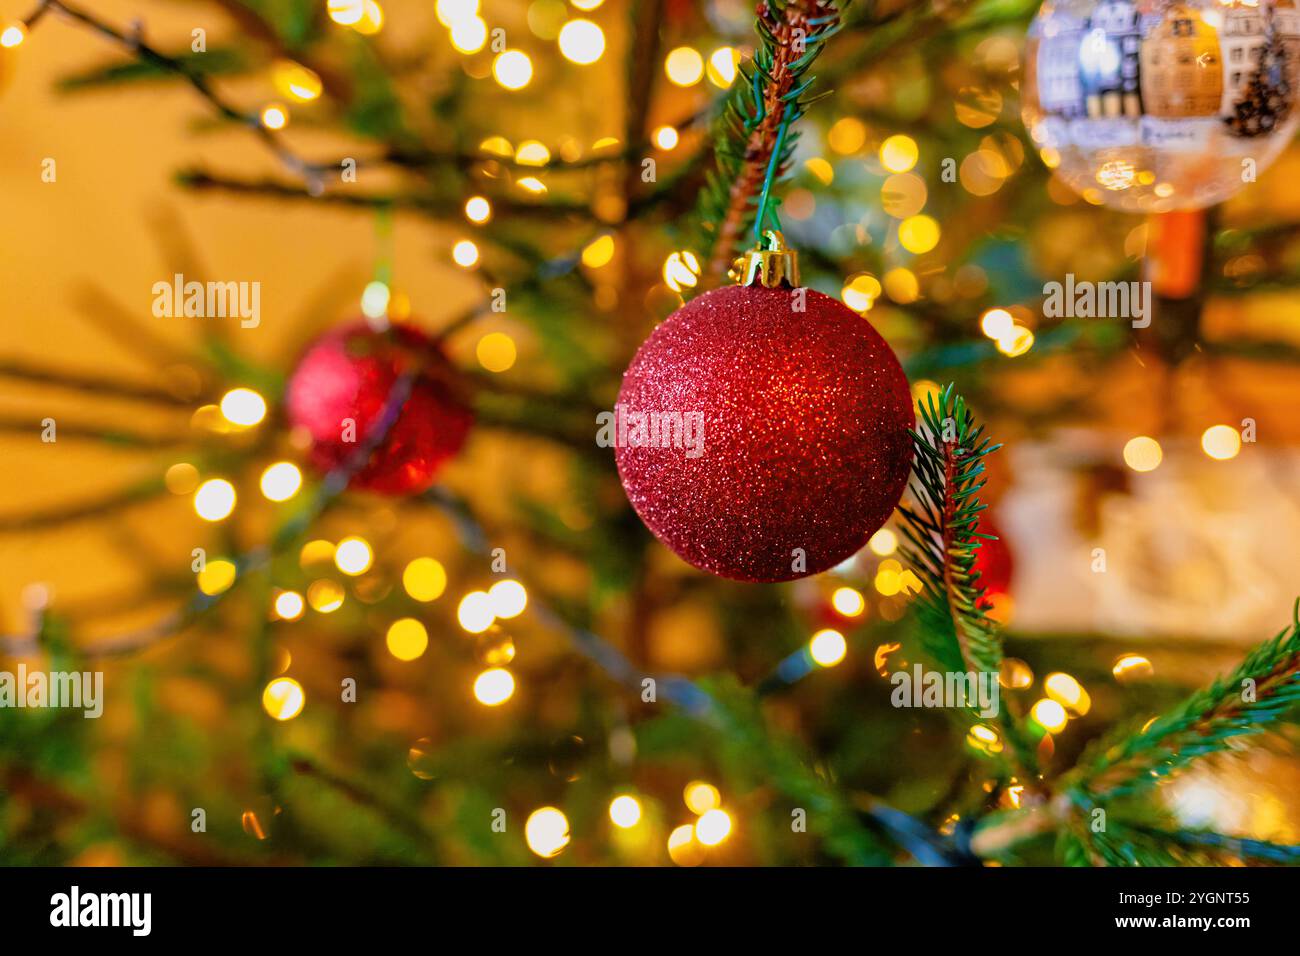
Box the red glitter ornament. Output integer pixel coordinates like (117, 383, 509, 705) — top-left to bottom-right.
(285, 321, 472, 495)
(615, 242, 913, 582)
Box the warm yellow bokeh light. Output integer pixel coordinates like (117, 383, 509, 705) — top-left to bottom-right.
(996, 326, 1034, 358)
(1, 24, 26, 47)
(803, 158, 832, 188)
(479, 135, 513, 157)
(360, 280, 390, 320)
(810, 628, 848, 667)
(869, 527, 898, 556)
(476, 332, 517, 373)
(1000, 657, 1034, 690)
(488, 579, 528, 618)
(882, 172, 927, 219)
(452, 239, 479, 268)
(328, 0, 364, 25)
(260, 104, 288, 130)
(1045, 671, 1091, 715)
(386, 618, 430, 661)
(663, 250, 701, 291)
(609, 795, 642, 829)
(435, 0, 478, 26)
(300, 539, 335, 567)
(707, 46, 739, 88)
(194, 479, 236, 521)
(274, 590, 305, 621)
(262, 677, 305, 721)
(515, 140, 550, 166)
(1113, 653, 1154, 682)
(354, 0, 384, 35)
(898, 215, 940, 254)
(980, 308, 1014, 340)
(458, 591, 495, 633)
(334, 536, 373, 576)
(827, 117, 867, 155)
(683, 781, 720, 815)
(259, 461, 303, 502)
(874, 567, 900, 596)
(667, 824, 703, 866)
(403, 557, 448, 602)
(1201, 424, 1242, 461)
(272, 60, 322, 102)
(558, 19, 605, 64)
(464, 196, 492, 223)
(830, 587, 865, 618)
(220, 388, 267, 426)
(191, 404, 231, 434)
(165, 462, 200, 495)
(664, 46, 704, 86)
(474, 667, 516, 705)
(653, 125, 679, 150)
(197, 559, 237, 596)
(493, 50, 533, 89)
(582, 234, 616, 268)
(307, 579, 345, 613)
(841, 272, 881, 313)
(880, 134, 919, 173)
(883, 267, 919, 304)
(969, 724, 1001, 746)
(1031, 698, 1069, 733)
(449, 16, 488, 53)
(1123, 436, 1163, 473)
(695, 808, 732, 846)
(525, 807, 570, 857)
(912, 379, 943, 411)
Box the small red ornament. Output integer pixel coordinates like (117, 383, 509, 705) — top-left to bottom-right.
(285, 321, 473, 495)
(615, 234, 913, 582)
(973, 515, 1014, 604)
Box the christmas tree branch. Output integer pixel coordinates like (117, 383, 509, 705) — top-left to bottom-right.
(0, 356, 207, 406)
(698, 675, 894, 864)
(174, 170, 599, 220)
(0, 370, 417, 657)
(972, 604, 1300, 864)
(1064, 817, 1300, 867)
(896, 385, 1040, 778)
(897, 386, 1004, 677)
(425, 488, 903, 864)
(1065, 605, 1300, 801)
(695, 0, 843, 286)
(1122, 823, 1300, 866)
(285, 754, 443, 862)
(0, 416, 190, 448)
(20, 0, 334, 184)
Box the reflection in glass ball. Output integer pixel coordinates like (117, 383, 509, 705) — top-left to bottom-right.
(1023, 0, 1300, 211)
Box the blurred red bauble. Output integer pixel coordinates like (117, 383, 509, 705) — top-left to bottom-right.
(285, 321, 473, 495)
(615, 283, 913, 582)
(973, 515, 1014, 603)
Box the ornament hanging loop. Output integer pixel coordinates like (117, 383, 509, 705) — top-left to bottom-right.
(733, 229, 801, 289)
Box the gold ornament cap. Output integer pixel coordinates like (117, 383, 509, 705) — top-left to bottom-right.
(733, 230, 801, 289)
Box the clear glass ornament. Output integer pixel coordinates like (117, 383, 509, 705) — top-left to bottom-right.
(1023, 0, 1300, 211)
